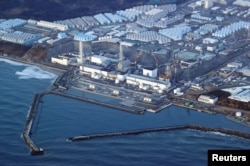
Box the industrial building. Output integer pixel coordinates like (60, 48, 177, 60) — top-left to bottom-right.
(212, 0, 234, 4)
(154, 14, 184, 28)
(142, 67, 158, 78)
(202, 38, 218, 44)
(176, 51, 199, 61)
(38, 37, 50, 43)
(200, 53, 216, 61)
(37, 20, 68, 31)
(159, 25, 191, 41)
(227, 62, 243, 69)
(229, 89, 250, 102)
(194, 24, 219, 35)
(196, 0, 214, 8)
(126, 23, 147, 33)
(90, 55, 118, 66)
(79, 64, 127, 82)
(104, 13, 127, 23)
(51, 56, 76, 66)
(212, 21, 250, 38)
(116, 10, 140, 21)
(126, 74, 170, 92)
(126, 31, 170, 44)
(233, 0, 250, 7)
(185, 32, 201, 41)
(74, 32, 97, 41)
(237, 67, 250, 77)
(93, 14, 111, 25)
(1, 31, 40, 45)
(198, 94, 218, 104)
(0, 19, 27, 30)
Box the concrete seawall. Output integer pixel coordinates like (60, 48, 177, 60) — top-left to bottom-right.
(22, 87, 250, 155)
(69, 125, 250, 142)
(22, 89, 144, 155)
(22, 93, 45, 155)
(51, 91, 145, 115)
(69, 126, 188, 141)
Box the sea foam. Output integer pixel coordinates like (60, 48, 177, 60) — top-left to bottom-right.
(16, 66, 57, 80)
(208, 131, 227, 137)
(0, 58, 30, 67)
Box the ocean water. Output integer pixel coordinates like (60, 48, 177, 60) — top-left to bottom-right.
(0, 59, 250, 166)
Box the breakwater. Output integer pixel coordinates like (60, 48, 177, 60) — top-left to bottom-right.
(69, 125, 250, 142)
(69, 126, 188, 141)
(22, 92, 46, 155)
(51, 91, 144, 115)
(22, 88, 144, 155)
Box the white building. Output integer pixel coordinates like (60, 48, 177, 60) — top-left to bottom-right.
(227, 62, 242, 69)
(37, 21, 68, 31)
(142, 67, 158, 78)
(233, 0, 250, 7)
(203, 38, 218, 44)
(51, 56, 72, 66)
(180, 60, 198, 69)
(80, 65, 126, 82)
(207, 44, 217, 52)
(80, 65, 108, 79)
(126, 74, 170, 91)
(198, 94, 218, 104)
(90, 55, 118, 66)
(237, 67, 250, 77)
(204, 0, 214, 8)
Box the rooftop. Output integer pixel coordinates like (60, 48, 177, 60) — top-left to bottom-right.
(177, 51, 199, 61)
(229, 89, 250, 102)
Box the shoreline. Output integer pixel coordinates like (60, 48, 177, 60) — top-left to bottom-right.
(2, 55, 250, 155)
(0, 55, 66, 76)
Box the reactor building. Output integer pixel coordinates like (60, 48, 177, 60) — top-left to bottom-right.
(77, 41, 171, 93)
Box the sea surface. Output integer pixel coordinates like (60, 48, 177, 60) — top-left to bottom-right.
(0, 59, 250, 166)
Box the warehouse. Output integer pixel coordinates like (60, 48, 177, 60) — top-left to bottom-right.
(90, 55, 118, 65)
(229, 89, 250, 102)
(51, 56, 71, 66)
(1, 31, 40, 45)
(126, 74, 170, 92)
(80, 65, 108, 79)
(37, 20, 68, 31)
(198, 94, 218, 104)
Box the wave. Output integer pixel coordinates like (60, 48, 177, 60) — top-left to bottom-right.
(0, 58, 30, 67)
(16, 66, 57, 80)
(208, 131, 228, 137)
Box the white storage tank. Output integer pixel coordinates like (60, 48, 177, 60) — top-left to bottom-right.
(235, 112, 242, 117)
(158, 89, 163, 94)
(112, 90, 120, 96)
(89, 84, 95, 90)
(115, 79, 120, 84)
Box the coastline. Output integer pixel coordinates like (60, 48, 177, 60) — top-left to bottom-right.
(0, 55, 66, 76)
(1, 55, 250, 155)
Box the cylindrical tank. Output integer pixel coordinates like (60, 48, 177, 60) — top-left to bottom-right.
(235, 112, 242, 117)
(115, 79, 119, 84)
